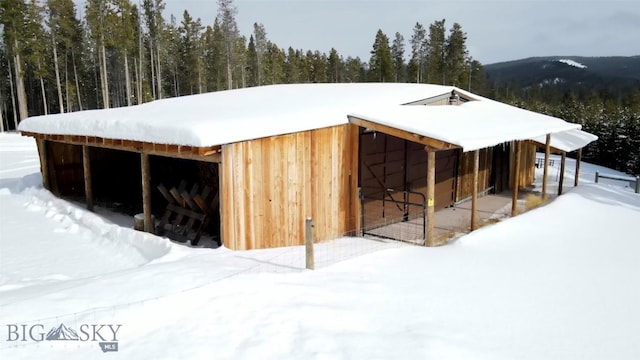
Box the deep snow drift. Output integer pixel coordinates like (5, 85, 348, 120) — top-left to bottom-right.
(1, 133, 639, 359)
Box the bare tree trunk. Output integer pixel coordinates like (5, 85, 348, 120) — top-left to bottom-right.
(0, 97, 5, 132)
(8, 59, 18, 129)
(52, 34, 64, 113)
(124, 51, 132, 106)
(134, 57, 140, 104)
(241, 65, 245, 88)
(13, 39, 29, 122)
(92, 51, 100, 108)
(100, 38, 110, 109)
(173, 63, 178, 96)
(39, 74, 48, 115)
(65, 53, 71, 112)
(156, 46, 162, 99)
(226, 61, 232, 90)
(149, 42, 156, 100)
(72, 50, 83, 111)
(138, 20, 144, 103)
(198, 63, 202, 94)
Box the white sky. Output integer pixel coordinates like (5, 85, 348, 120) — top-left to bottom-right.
(160, 0, 640, 65)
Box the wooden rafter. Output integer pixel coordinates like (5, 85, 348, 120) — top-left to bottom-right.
(348, 116, 459, 151)
(525, 139, 565, 154)
(20, 131, 222, 163)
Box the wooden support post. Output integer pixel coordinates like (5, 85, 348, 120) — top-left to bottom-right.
(217, 163, 224, 247)
(36, 139, 50, 190)
(141, 153, 153, 233)
(425, 149, 436, 246)
(305, 217, 315, 270)
(574, 148, 582, 187)
(82, 145, 94, 211)
(558, 151, 566, 196)
(542, 134, 551, 200)
(471, 149, 479, 231)
(511, 141, 522, 216)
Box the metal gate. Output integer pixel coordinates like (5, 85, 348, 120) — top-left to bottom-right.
(360, 188, 427, 243)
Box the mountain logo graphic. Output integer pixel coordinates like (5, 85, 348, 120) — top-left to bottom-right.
(45, 323, 79, 341)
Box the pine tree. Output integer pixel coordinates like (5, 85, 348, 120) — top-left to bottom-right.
(344, 56, 364, 83)
(252, 22, 267, 86)
(444, 22, 468, 87)
(0, 0, 29, 121)
(142, 0, 165, 99)
(264, 42, 285, 84)
(284, 47, 301, 84)
(85, 0, 115, 108)
(233, 35, 247, 88)
(24, 0, 49, 115)
(246, 35, 257, 86)
(408, 22, 427, 83)
(47, 0, 83, 112)
(327, 48, 342, 83)
(216, 0, 239, 90)
(427, 19, 446, 85)
(391, 32, 405, 82)
(177, 10, 203, 95)
(369, 29, 393, 82)
(164, 14, 180, 96)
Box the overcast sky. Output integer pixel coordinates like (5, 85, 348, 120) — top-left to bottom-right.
(160, 0, 639, 65)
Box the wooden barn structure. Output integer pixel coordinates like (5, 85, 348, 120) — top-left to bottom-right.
(18, 84, 596, 250)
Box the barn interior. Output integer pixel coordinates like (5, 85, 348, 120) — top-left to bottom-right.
(357, 129, 515, 243)
(42, 141, 221, 245)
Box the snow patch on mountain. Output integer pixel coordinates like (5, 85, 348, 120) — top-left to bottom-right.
(557, 59, 587, 69)
(542, 77, 566, 86)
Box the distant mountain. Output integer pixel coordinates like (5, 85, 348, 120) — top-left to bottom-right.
(484, 56, 640, 94)
(46, 323, 80, 341)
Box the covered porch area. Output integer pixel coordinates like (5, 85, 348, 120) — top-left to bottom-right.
(348, 97, 586, 246)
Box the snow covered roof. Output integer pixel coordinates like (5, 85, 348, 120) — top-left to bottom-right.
(348, 93, 581, 152)
(18, 83, 456, 147)
(19, 83, 583, 152)
(530, 129, 598, 153)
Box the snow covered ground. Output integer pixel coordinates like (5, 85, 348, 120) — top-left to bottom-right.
(1, 132, 639, 359)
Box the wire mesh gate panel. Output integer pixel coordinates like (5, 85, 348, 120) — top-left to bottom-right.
(361, 189, 427, 244)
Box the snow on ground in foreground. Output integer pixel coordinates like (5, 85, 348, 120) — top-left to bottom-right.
(1, 133, 639, 359)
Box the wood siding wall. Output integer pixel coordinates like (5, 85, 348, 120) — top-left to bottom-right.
(46, 141, 84, 197)
(456, 148, 493, 201)
(221, 124, 359, 250)
(359, 131, 458, 233)
(509, 142, 536, 188)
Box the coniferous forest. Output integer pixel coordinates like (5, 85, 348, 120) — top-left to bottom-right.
(1, 0, 638, 175)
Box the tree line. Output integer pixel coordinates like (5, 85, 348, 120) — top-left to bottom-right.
(0, 0, 487, 130)
(492, 82, 640, 175)
(2, 0, 636, 175)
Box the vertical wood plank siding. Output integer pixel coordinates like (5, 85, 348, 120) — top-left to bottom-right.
(509, 141, 536, 188)
(456, 148, 493, 201)
(222, 124, 358, 250)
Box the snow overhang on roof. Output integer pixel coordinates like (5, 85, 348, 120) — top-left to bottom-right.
(348, 98, 581, 152)
(529, 129, 598, 153)
(18, 83, 456, 147)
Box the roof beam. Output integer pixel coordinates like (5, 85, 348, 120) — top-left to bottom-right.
(348, 116, 459, 151)
(525, 139, 564, 154)
(21, 132, 222, 163)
